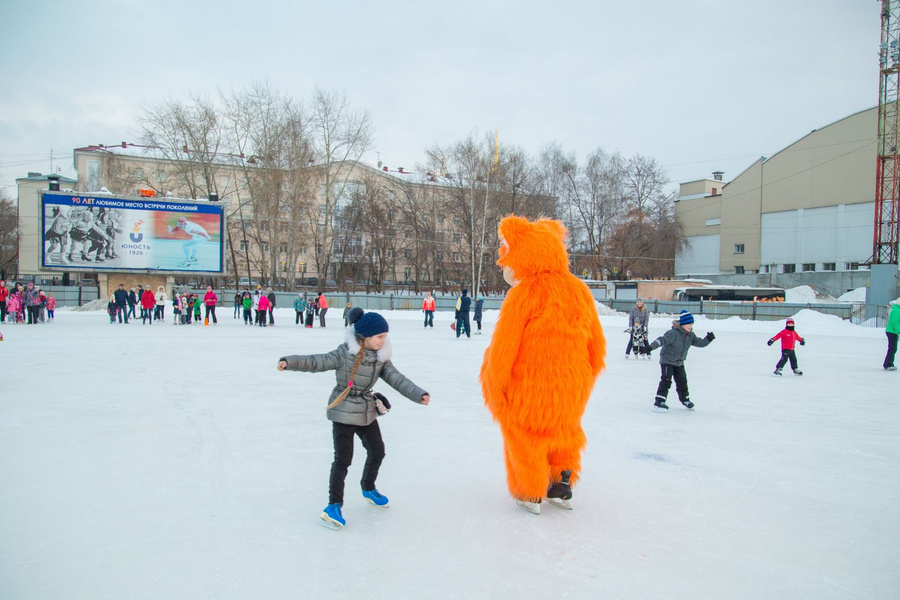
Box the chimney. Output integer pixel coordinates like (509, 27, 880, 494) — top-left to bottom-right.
(398, 167, 404, 173)
(209, 192, 219, 202)
(48, 173, 61, 191)
(383, 166, 388, 172)
(712, 171, 724, 182)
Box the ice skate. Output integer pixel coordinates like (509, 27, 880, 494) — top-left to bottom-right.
(652, 397, 668, 413)
(362, 488, 389, 508)
(886, 366, 898, 371)
(774, 368, 782, 376)
(793, 369, 803, 375)
(515, 498, 541, 514)
(546, 470, 573, 510)
(681, 399, 695, 410)
(319, 503, 345, 530)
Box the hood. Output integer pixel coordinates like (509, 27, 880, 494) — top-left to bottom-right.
(497, 215, 569, 279)
(344, 326, 393, 363)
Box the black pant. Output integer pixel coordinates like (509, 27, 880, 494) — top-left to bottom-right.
(776, 349, 798, 371)
(296, 310, 303, 324)
(329, 420, 385, 505)
(0, 300, 6, 322)
(424, 310, 434, 327)
(205, 305, 217, 323)
(885, 332, 898, 369)
(319, 307, 327, 327)
(456, 313, 470, 337)
(268, 308, 274, 325)
(141, 307, 153, 324)
(656, 363, 690, 405)
(117, 305, 128, 323)
(26, 305, 40, 324)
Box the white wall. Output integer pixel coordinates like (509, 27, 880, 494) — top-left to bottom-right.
(675, 234, 721, 275)
(760, 203, 874, 268)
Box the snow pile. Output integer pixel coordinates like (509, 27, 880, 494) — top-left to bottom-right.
(784, 285, 838, 303)
(595, 301, 622, 316)
(838, 287, 867, 302)
(69, 298, 107, 312)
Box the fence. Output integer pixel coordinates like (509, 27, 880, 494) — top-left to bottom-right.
(599, 299, 886, 326)
(2, 285, 101, 308)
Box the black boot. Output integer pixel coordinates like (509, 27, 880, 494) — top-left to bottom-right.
(547, 470, 573, 509)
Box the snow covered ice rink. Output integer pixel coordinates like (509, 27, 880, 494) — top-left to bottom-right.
(1, 306, 897, 600)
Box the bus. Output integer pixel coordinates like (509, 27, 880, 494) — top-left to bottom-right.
(671, 286, 785, 302)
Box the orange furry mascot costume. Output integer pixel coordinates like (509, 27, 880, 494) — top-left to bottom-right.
(480, 215, 606, 513)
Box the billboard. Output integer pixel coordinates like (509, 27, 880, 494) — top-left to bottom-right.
(41, 191, 225, 273)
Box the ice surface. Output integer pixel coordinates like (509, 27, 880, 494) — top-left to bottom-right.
(1, 307, 897, 599)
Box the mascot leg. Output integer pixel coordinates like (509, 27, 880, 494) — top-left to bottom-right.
(501, 425, 551, 502)
(546, 427, 586, 509)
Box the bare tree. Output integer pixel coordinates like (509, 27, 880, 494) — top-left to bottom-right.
(0, 189, 18, 278)
(308, 87, 373, 284)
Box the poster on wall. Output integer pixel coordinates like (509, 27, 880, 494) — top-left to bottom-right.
(40, 191, 225, 273)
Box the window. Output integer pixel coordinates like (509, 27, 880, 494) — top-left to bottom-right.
(711, 187, 718, 195)
(280, 222, 290, 233)
(155, 170, 166, 183)
(133, 167, 144, 180)
(733, 244, 744, 254)
(279, 244, 288, 254)
(299, 246, 307, 255)
(783, 264, 796, 274)
(387, 249, 394, 259)
(452, 252, 460, 262)
(823, 262, 836, 271)
(802, 263, 815, 272)
(734, 266, 744, 274)
(262, 243, 269, 253)
(437, 252, 444, 261)
(239, 240, 248, 252)
(404, 250, 412, 259)
(846, 262, 861, 271)
(404, 267, 411, 280)
(453, 233, 461, 244)
(705, 218, 721, 227)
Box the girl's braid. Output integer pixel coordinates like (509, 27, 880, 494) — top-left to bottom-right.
(327, 343, 367, 409)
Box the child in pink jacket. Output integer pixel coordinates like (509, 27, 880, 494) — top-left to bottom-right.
(767, 317, 806, 376)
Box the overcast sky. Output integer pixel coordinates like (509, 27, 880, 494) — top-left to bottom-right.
(0, 0, 878, 198)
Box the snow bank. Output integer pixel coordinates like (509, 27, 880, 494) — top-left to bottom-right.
(838, 287, 867, 302)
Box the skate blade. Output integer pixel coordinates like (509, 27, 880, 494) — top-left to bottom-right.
(545, 497, 573, 510)
(318, 514, 344, 530)
(651, 406, 668, 413)
(515, 499, 541, 514)
(363, 498, 390, 509)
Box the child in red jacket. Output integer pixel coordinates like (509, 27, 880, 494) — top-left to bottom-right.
(768, 317, 805, 376)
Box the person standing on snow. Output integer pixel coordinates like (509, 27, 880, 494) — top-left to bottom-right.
(317, 292, 329, 327)
(884, 299, 900, 371)
(203, 286, 218, 324)
(767, 317, 805, 376)
(472, 296, 484, 334)
(155, 286, 167, 321)
(422, 291, 435, 328)
(626, 299, 650, 359)
(648, 310, 714, 412)
(294, 294, 307, 326)
(455, 289, 471, 338)
(140, 285, 156, 324)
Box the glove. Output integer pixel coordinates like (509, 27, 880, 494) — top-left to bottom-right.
(800, 339, 805, 346)
(767, 339, 774, 346)
(705, 331, 715, 341)
(374, 392, 391, 415)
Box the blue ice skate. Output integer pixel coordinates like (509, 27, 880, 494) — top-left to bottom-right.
(319, 503, 345, 530)
(362, 488, 390, 508)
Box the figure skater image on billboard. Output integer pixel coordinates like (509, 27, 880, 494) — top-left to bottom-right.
(44, 206, 72, 265)
(167, 216, 210, 268)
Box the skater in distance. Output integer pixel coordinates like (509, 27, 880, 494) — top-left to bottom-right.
(767, 318, 805, 376)
(648, 310, 714, 412)
(277, 308, 431, 530)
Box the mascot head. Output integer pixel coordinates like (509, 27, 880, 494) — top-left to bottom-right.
(497, 215, 569, 283)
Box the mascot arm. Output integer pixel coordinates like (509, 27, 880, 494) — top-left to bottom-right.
(480, 300, 528, 412)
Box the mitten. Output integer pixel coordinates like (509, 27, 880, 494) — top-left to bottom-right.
(767, 339, 774, 346)
(800, 339, 805, 346)
(374, 392, 391, 415)
(705, 331, 716, 341)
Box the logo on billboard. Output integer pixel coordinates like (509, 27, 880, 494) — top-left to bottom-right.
(130, 219, 145, 243)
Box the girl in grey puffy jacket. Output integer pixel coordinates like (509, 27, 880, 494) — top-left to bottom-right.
(277, 310, 431, 529)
